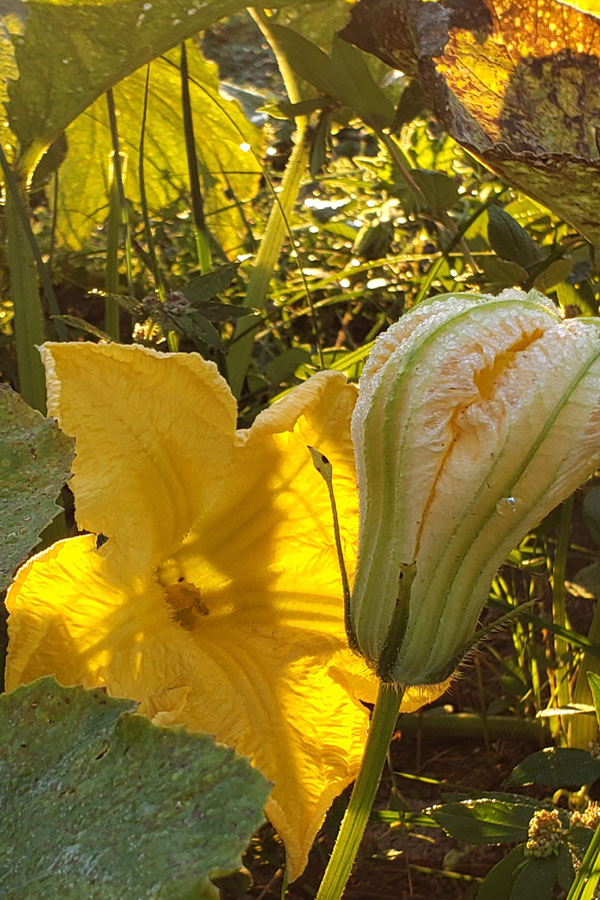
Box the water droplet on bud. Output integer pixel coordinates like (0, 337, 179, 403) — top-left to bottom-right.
(496, 496, 517, 516)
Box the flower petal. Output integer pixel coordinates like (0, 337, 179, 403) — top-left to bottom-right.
(41, 342, 238, 571)
(9, 354, 379, 880)
(5, 536, 196, 708)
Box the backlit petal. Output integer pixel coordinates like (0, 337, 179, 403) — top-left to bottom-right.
(10, 347, 443, 881)
(41, 342, 238, 572)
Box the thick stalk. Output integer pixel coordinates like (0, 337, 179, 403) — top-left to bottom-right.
(4, 185, 46, 412)
(566, 820, 600, 900)
(315, 682, 402, 900)
(569, 595, 600, 750)
(226, 7, 309, 398)
(104, 168, 121, 341)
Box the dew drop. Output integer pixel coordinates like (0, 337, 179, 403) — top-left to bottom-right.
(6, 532, 18, 543)
(496, 496, 517, 516)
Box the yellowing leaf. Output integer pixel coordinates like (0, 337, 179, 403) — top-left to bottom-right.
(342, 0, 600, 245)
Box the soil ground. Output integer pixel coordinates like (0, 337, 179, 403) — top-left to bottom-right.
(230, 682, 546, 900)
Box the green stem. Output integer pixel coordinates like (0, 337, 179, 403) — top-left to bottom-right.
(181, 41, 212, 274)
(139, 64, 167, 299)
(4, 181, 46, 412)
(104, 89, 125, 340)
(566, 820, 600, 900)
(553, 494, 574, 713)
(226, 7, 309, 398)
(569, 596, 600, 750)
(104, 169, 121, 340)
(315, 681, 402, 900)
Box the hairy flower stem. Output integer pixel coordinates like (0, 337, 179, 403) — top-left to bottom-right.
(315, 681, 403, 900)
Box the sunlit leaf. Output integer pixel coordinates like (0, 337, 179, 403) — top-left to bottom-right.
(54, 45, 262, 254)
(0, 676, 270, 899)
(4, 0, 291, 174)
(342, 0, 600, 246)
(0, 386, 74, 592)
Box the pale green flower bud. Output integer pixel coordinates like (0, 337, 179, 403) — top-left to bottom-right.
(350, 290, 600, 685)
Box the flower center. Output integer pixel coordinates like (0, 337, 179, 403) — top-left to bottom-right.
(158, 564, 210, 631)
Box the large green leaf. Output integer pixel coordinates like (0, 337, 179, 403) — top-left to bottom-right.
(54, 44, 262, 253)
(341, 0, 600, 246)
(0, 676, 270, 899)
(0, 385, 74, 592)
(3, 0, 296, 174)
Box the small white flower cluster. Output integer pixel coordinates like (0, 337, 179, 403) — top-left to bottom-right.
(572, 801, 600, 831)
(525, 809, 564, 858)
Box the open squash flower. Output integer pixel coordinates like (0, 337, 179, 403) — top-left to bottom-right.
(350, 289, 600, 686)
(5, 342, 441, 881)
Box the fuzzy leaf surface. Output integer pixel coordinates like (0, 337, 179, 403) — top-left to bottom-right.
(0, 676, 270, 899)
(0, 385, 74, 591)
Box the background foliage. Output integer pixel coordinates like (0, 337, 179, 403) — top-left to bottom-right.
(2, 0, 600, 897)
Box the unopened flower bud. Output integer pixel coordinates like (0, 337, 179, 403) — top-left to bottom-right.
(350, 290, 600, 685)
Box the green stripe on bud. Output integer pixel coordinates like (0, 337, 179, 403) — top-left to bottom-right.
(350, 289, 600, 685)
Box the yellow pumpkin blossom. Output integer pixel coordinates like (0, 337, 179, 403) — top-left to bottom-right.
(5, 342, 441, 881)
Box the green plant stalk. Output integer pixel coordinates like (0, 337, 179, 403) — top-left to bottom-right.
(553, 494, 574, 715)
(104, 89, 130, 341)
(4, 185, 46, 412)
(569, 595, 600, 750)
(397, 710, 545, 742)
(566, 820, 600, 900)
(104, 169, 121, 341)
(226, 7, 310, 398)
(227, 116, 310, 397)
(0, 141, 66, 343)
(139, 65, 167, 300)
(315, 681, 402, 900)
(181, 41, 212, 274)
(107, 89, 134, 302)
